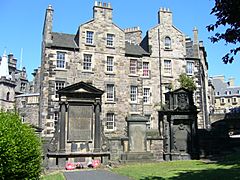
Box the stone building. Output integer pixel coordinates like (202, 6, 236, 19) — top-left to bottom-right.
(141, 8, 210, 129)
(0, 51, 29, 111)
(211, 75, 240, 114)
(37, 1, 210, 140)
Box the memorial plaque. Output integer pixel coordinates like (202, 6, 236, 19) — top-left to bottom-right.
(68, 105, 93, 141)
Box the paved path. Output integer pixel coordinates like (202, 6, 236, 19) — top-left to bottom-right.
(64, 170, 131, 180)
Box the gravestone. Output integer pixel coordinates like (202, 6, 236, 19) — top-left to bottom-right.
(46, 82, 110, 169)
(127, 115, 148, 152)
(121, 115, 154, 162)
(159, 88, 199, 160)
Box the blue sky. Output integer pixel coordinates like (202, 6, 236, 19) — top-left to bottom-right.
(1, 0, 240, 84)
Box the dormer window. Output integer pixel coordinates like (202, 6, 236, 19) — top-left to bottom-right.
(164, 36, 171, 49)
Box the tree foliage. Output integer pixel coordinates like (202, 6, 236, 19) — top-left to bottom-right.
(207, 0, 240, 63)
(178, 73, 196, 92)
(0, 112, 42, 179)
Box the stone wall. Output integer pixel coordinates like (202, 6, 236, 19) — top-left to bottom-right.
(38, 2, 209, 140)
(15, 94, 39, 126)
(0, 79, 15, 111)
(124, 27, 142, 45)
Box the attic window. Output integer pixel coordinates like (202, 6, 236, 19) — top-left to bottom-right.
(164, 36, 171, 49)
(86, 31, 94, 45)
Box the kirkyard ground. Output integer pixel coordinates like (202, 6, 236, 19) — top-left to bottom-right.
(41, 150, 240, 180)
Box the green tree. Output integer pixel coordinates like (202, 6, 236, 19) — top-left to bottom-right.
(0, 112, 42, 179)
(207, 0, 240, 63)
(178, 73, 196, 91)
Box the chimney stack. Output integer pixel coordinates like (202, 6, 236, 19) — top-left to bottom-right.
(43, 5, 54, 45)
(93, 1, 113, 22)
(193, 27, 199, 58)
(158, 7, 172, 25)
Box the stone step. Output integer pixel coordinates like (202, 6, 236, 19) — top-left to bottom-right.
(120, 152, 154, 162)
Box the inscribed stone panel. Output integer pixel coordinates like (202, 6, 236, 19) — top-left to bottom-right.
(68, 105, 93, 141)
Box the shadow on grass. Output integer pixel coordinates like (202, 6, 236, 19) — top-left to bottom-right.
(140, 167, 240, 180)
(139, 152, 240, 180)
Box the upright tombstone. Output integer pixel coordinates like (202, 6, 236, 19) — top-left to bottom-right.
(47, 82, 110, 168)
(159, 88, 199, 160)
(127, 115, 148, 152)
(121, 115, 154, 162)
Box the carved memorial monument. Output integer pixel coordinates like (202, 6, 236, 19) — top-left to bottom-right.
(47, 82, 110, 168)
(159, 88, 199, 160)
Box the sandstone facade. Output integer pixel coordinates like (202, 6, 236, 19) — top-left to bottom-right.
(38, 2, 210, 138)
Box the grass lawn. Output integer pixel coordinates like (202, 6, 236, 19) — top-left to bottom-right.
(40, 152, 240, 180)
(112, 153, 240, 180)
(41, 172, 65, 180)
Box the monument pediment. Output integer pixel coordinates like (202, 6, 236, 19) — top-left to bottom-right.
(57, 81, 104, 97)
(172, 87, 191, 94)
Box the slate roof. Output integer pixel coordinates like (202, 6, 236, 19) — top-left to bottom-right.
(212, 78, 240, 97)
(125, 41, 150, 57)
(50, 32, 149, 57)
(51, 32, 79, 49)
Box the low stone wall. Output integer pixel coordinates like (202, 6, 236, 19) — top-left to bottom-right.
(108, 136, 164, 162)
(147, 137, 164, 161)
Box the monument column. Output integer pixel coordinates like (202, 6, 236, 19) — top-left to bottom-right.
(94, 98, 101, 152)
(59, 97, 68, 152)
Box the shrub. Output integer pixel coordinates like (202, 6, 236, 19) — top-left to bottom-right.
(178, 73, 197, 91)
(0, 112, 42, 179)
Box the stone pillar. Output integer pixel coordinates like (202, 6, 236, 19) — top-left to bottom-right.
(94, 98, 101, 152)
(59, 97, 68, 152)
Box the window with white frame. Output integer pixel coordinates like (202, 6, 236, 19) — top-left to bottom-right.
(130, 59, 137, 74)
(186, 61, 194, 75)
(143, 62, 150, 77)
(106, 113, 114, 130)
(164, 60, 172, 76)
(83, 54, 92, 71)
(55, 81, 65, 98)
(130, 86, 138, 103)
(143, 88, 150, 104)
(164, 36, 171, 49)
(106, 56, 114, 72)
(57, 52, 65, 68)
(106, 34, 114, 47)
(86, 31, 94, 45)
(106, 84, 114, 102)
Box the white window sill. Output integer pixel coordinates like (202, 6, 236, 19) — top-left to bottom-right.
(128, 74, 139, 77)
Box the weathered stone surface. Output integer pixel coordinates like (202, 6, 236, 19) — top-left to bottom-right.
(68, 105, 93, 141)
